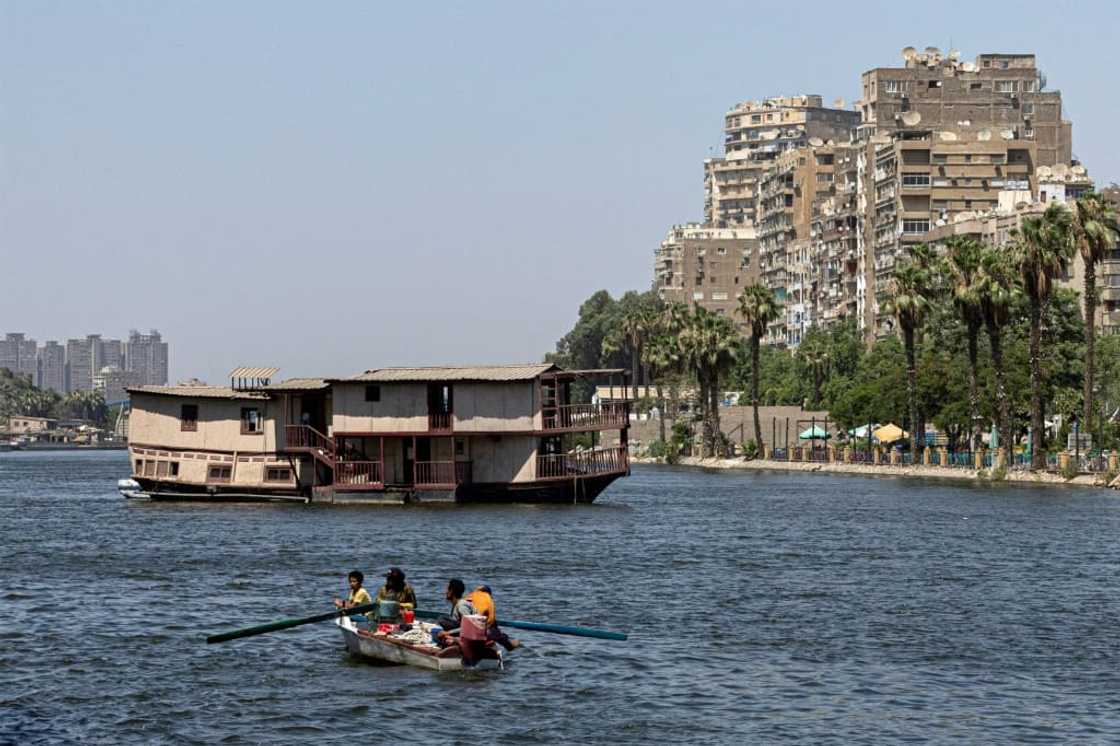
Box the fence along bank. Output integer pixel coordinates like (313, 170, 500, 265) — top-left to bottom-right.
(125, 364, 631, 504)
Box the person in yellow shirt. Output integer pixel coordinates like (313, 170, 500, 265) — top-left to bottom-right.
(465, 585, 520, 651)
(334, 570, 373, 615)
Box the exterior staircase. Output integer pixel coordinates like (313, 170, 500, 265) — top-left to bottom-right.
(283, 425, 336, 469)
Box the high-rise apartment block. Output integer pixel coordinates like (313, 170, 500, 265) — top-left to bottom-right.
(65, 336, 98, 392)
(705, 96, 859, 228)
(655, 224, 759, 318)
(38, 341, 65, 393)
(656, 47, 1100, 342)
(0, 333, 38, 382)
(125, 329, 169, 387)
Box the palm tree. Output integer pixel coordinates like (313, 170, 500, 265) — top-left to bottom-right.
(680, 308, 738, 457)
(945, 236, 986, 450)
(604, 305, 654, 402)
(881, 259, 934, 458)
(736, 283, 782, 452)
(1072, 192, 1120, 429)
(1013, 203, 1074, 470)
(975, 247, 1020, 453)
(642, 330, 678, 447)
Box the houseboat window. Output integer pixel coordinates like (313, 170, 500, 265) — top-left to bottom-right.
(454, 438, 466, 457)
(240, 408, 262, 434)
(365, 385, 381, 402)
(135, 459, 144, 474)
(265, 466, 292, 482)
(169, 462, 179, 477)
(156, 461, 169, 477)
(208, 465, 232, 482)
(144, 461, 156, 477)
(181, 404, 199, 431)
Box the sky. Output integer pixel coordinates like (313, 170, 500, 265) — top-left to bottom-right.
(3, 0, 1118, 384)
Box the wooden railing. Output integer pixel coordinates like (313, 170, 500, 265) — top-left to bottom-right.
(284, 425, 336, 468)
(428, 412, 453, 433)
(542, 402, 628, 431)
(536, 446, 628, 480)
(414, 460, 471, 488)
(335, 461, 382, 489)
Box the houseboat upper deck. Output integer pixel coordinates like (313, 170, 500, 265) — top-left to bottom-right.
(125, 363, 630, 504)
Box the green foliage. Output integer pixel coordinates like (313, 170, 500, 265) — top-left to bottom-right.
(0, 369, 112, 428)
(741, 439, 759, 460)
(646, 440, 668, 459)
(1060, 459, 1079, 481)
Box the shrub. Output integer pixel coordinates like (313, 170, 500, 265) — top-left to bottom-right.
(646, 440, 668, 459)
(1059, 460, 1079, 481)
(741, 439, 760, 460)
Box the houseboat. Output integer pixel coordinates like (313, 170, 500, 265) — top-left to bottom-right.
(125, 364, 630, 504)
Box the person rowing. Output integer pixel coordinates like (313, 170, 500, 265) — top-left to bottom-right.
(465, 584, 520, 651)
(333, 570, 372, 617)
(435, 578, 474, 646)
(375, 566, 417, 607)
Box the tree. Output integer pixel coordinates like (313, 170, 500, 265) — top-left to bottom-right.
(975, 246, 1021, 452)
(1071, 192, 1120, 430)
(736, 282, 782, 451)
(642, 325, 679, 448)
(944, 236, 986, 450)
(881, 252, 935, 457)
(1013, 203, 1074, 469)
(680, 307, 738, 456)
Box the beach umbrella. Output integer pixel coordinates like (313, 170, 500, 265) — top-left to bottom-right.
(873, 423, 907, 444)
(848, 424, 876, 438)
(798, 425, 829, 440)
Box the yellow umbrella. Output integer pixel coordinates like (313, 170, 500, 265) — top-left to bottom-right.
(873, 423, 907, 444)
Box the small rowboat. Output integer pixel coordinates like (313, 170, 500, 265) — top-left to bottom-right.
(335, 616, 503, 671)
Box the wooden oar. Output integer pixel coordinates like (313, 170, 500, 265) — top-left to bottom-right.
(413, 609, 627, 641)
(206, 602, 377, 644)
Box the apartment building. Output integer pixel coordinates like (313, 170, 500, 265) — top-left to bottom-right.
(0, 333, 38, 382)
(654, 223, 759, 324)
(704, 95, 859, 228)
(858, 48, 1071, 167)
(125, 329, 169, 387)
(38, 341, 65, 393)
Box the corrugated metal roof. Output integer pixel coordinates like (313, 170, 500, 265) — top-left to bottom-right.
(228, 367, 280, 380)
(127, 385, 270, 400)
(348, 364, 557, 383)
(262, 378, 329, 391)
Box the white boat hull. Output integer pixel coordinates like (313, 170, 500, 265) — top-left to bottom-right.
(335, 616, 501, 671)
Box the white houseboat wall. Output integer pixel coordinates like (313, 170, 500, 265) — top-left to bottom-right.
(125, 364, 630, 504)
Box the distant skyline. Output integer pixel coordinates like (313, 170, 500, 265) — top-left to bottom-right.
(3, 1, 1118, 384)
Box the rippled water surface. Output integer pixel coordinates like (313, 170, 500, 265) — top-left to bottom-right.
(3, 451, 1120, 744)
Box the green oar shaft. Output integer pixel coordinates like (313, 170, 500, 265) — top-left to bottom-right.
(206, 602, 377, 644)
(413, 609, 627, 641)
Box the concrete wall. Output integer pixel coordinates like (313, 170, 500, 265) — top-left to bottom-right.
(129, 393, 280, 452)
(622, 405, 832, 450)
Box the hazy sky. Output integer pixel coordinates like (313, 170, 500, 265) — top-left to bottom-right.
(3, 1, 1117, 384)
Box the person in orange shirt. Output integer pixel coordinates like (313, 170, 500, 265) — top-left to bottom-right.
(465, 585, 520, 651)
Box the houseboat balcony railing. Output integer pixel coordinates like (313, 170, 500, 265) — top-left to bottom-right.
(542, 402, 629, 431)
(414, 460, 471, 489)
(536, 446, 629, 480)
(428, 412, 453, 433)
(283, 425, 336, 465)
(335, 461, 383, 490)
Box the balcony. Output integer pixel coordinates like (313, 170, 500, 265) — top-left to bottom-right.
(414, 461, 471, 489)
(428, 412, 453, 434)
(542, 402, 629, 432)
(536, 446, 629, 481)
(335, 461, 383, 491)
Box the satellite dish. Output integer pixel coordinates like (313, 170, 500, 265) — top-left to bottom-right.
(901, 111, 922, 126)
(977, 129, 992, 141)
(925, 46, 942, 57)
(949, 49, 961, 60)
(939, 131, 958, 141)
(826, 139, 835, 146)
(1053, 163, 1070, 178)
(961, 61, 978, 73)
(833, 98, 845, 109)
(901, 46, 918, 61)
(1036, 165, 1052, 178)
(1071, 164, 1087, 176)
(808, 137, 824, 147)
(1000, 129, 1015, 140)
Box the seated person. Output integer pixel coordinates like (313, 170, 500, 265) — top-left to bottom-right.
(333, 570, 373, 619)
(465, 584, 520, 651)
(435, 578, 474, 646)
(375, 567, 418, 608)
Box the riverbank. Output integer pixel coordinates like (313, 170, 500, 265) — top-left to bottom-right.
(634, 455, 1120, 490)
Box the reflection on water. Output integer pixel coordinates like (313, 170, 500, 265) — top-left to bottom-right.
(2, 451, 1119, 743)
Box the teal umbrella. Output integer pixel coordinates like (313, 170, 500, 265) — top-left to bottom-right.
(799, 425, 829, 440)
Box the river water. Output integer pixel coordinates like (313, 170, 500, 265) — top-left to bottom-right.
(2, 451, 1120, 744)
